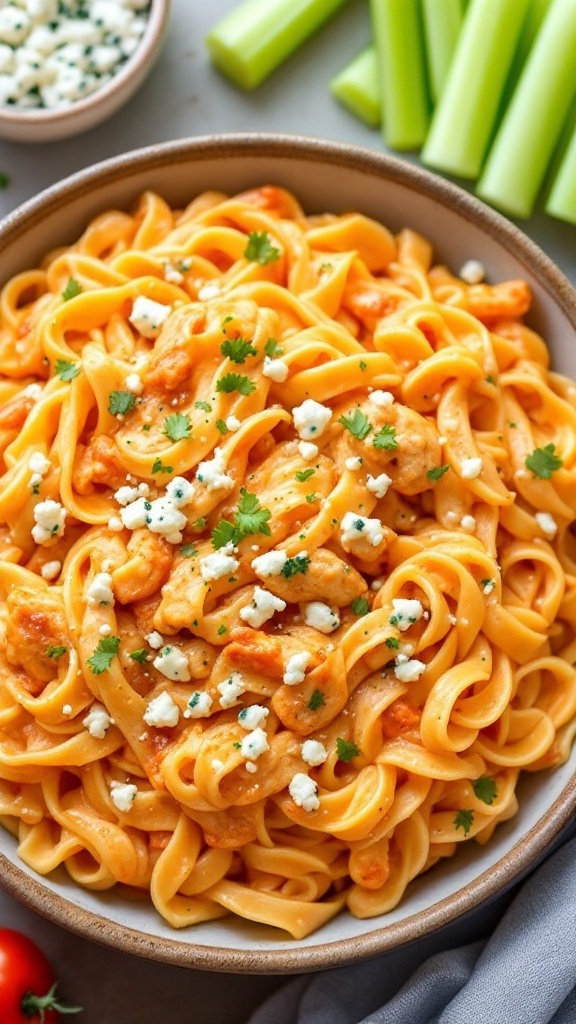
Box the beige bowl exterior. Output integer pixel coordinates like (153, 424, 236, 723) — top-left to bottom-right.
(0, 134, 575, 973)
(0, 0, 170, 143)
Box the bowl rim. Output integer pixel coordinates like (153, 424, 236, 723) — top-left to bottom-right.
(0, 0, 170, 127)
(1, 131, 576, 974)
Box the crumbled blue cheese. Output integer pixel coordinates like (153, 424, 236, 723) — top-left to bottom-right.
(28, 450, 51, 490)
(143, 690, 181, 727)
(459, 259, 486, 284)
(83, 703, 114, 739)
(390, 598, 424, 631)
(86, 572, 115, 606)
(114, 482, 149, 506)
(146, 631, 164, 650)
(152, 646, 190, 683)
(240, 726, 269, 760)
(301, 739, 327, 766)
(217, 671, 246, 708)
(460, 514, 476, 533)
(196, 447, 234, 492)
(120, 494, 187, 544)
(482, 579, 496, 595)
(238, 704, 269, 730)
(303, 602, 340, 634)
(366, 472, 392, 499)
(297, 440, 319, 461)
(125, 372, 143, 395)
(251, 549, 288, 577)
(110, 780, 138, 813)
(460, 457, 483, 480)
(369, 390, 395, 408)
(239, 586, 286, 628)
(162, 260, 185, 285)
(129, 296, 171, 339)
(535, 511, 558, 538)
(283, 651, 312, 685)
(292, 399, 332, 440)
(289, 772, 320, 812)
(393, 654, 426, 682)
(200, 544, 239, 582)
(263, 356, 288, 382)
(165, 476, 195, 508)
(32, 499, 66, 544)
(184, 691, 213, 719)
(40, 559, 61, 580)
(341, 512, 384, 549)
(345, 456, 363, 471)
(226, 414, 241, 432)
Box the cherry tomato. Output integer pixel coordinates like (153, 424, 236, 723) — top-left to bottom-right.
(0, 929, 81, 1023)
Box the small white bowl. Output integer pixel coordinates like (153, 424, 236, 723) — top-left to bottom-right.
(0, 0, 170, 143)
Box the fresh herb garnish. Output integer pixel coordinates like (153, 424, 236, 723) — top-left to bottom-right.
(280, 554, 311, 578)
(338, 408, 372, 440)
(220, 337, 258, 363)
(46, 645, 67, 659)
(426, 464, 450, 482)
(195, 400, 212, 413)
(295, 468, 315, 482)
(62, 277, 82, 301)
(336, 737, 360, 762)
(215, 419, 228, 435)
(216, 373, 256, 396)
(180, 543, 198, 557)
(385, 637, 400, 649)
(351, 596, 370, 617)
(472, 777, 497, 805)
(244, 230, 280, 265)
(265, 337, 282, 357)
(108, 390, 136, 416)
(373, 425, 398, 450)
(54, 359, 80, 382)
(308, 689, 326, 711)
(211, 489, 271, 549)
(163, 412, 191, 441)
(525, 443, 563, 479)
(129, 648, 149, 663)
(151, 458, 173, 474)
(454, 809, 474, 836)
(87, 635, 121, 674)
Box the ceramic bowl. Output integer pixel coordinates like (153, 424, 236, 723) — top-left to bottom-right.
(0, 134, 575, 973)
(0, 0, 170, 143)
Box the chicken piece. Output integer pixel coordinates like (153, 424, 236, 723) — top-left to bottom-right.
(223, 626, 323, 681)
(255, 547, 367, 607)
(190, 804, 262, 849)
(74, 435, 128, 493)
(337, 398, 440, 496)
(381, 697, 421, 741)
(5, 586, 71, 682)
(112, 529, 174, 604)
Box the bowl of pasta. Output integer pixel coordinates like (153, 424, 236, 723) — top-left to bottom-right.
(0, 133, 575, 973)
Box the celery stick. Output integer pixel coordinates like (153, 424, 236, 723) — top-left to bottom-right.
(421, 0, 530, 179)
(544, 118, 576, 224)
(477, 0, 576, 219)
(206, 0, 351, 91)
(421, 0, 464, 104)
(504, 0, 554, 100)
(330, 47, 381, 128)
(369, 0, 429, 151)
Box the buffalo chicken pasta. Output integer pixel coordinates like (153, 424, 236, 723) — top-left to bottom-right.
(0, 185, 575, 938)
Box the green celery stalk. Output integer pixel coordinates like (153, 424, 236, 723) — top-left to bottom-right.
(545, 119, 576, 224)
(504, 0, 554, 101)
(329, 47, 381, 128)
(206, 0, 352, 91)
(477, 0, 576, 219)
(369, 0, 430, 150)
(421, 0, 465, 104)
(421, 0, 530, 179)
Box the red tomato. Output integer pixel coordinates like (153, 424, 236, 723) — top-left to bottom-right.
(0, 929, 80, 1024)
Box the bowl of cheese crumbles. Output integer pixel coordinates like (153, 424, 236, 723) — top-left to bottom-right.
(0, 0, 170, 141)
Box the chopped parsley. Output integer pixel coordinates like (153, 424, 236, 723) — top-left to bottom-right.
(129, 648, 149, 663)
(351, 596, 370, 616)
(54, 359, 80, 382)
(216, 372, 256, 396)
(87, 635, 121, 675)
(454, 808, 474, 836)
(215, 418, 228, 435)
(180, 543, 198, 557)
(305, 492, 317, 504)
(108, 390, 137, 416)
(265, 337, 283, 357)
(217, 624, 227, 636)
(195, 400, 212, 413)
(359, 360, 367, 371)
(163, 412, 191, 442)
(525, 443, 563, 479)
(339, 408, 372, 440)
(244, 230, 280, 265)
(211, 489, 271, 549)
(308, 689, 326, 711)
(472, 776, 497, 805)
(373, 425, 398, 450)
(280, 554, 311, 578)
(295, 468, 315, 483)
(62, 277, 82, 301)
(385, 636, 400, 649)
(336, 737, 361, 762)
(426, 464, 450, 482)
(46, 645, 67, 659)
(151, 458, 173, 474)
(220, 337, 257, 363)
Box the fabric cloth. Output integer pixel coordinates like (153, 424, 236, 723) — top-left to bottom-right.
(247, 827, 576, 1024)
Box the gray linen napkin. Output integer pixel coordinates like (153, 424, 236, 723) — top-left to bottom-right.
(247, 828, 576, 1024)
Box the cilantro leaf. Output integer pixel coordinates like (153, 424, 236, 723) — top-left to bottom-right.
(525, 443, 563, 479)
(216, 418, 228, 435)
(339, 408, 372, 440)
(308, 689, 325, 711)
(211, 519, 242, 550)
(46, 645, 67, 659)
(108, 390, 136, 416)
(180, 543, 198, 557)
(373, 425, 398, 450)
(454, 808, 474, 836)
(220, 337, 258, 364)
(426, 464, 450, 482)
(305, 493, 317, 504)
(216, 373, 256, 396)
(472, 776, 497, 805)
(151, 458, 173, 474)
(163, 412, 192, 442)
(129, 648, 149, 663)
(195, 400, 212, 413)
(336, 737, 361, 762)
(87, 635, 121, 674)
(265, 338, 282, 357)
(235, 488, 271, 537)
(295, 468, 315, 482)
(62, 278, 82, 301)
(244, 231, 280, 265)
(280, 555, 310, 578)
(385, 636, 400, 649)
(351, 596, 370, 617)
(54, 359, 80, 382)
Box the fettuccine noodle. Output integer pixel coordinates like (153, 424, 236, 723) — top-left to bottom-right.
(0, 185, 575, 938)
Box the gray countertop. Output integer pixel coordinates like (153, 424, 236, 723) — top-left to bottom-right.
(0, 2, 575, 1022)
